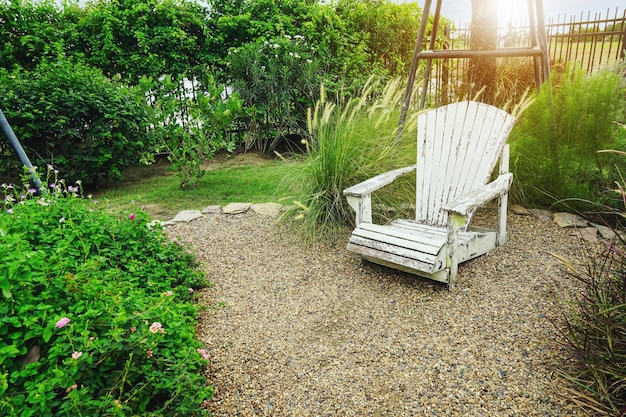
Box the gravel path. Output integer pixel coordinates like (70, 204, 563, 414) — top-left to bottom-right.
(168, 210, 587, 416)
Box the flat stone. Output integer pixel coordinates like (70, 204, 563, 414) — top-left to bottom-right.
(553, 212, 589, 228)
(527, 208, 553, 222)
(202, 205, 222, 214)
(590, 223, 617, 240)
(222, 202, 252, 215)
(251, 202, 283, 217)
(510, 205, 530, 215)
(572, 227, 598, 242)
(171, 210, 203, 223)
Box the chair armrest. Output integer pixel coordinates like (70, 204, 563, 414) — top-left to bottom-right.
(442, 173, 513, 216)
(343, 165, 417, 197)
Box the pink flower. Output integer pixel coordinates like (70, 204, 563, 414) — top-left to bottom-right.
(71, 351, 82, 360)
(163, 291, 173, 296)
(55, 317, 71, 328)
(197, 348, 209, 361)
(149, 322, 164, 334)
(188, 288, 194, 293)
(129, 213, 136, 220)
(146, 349, 153, 359)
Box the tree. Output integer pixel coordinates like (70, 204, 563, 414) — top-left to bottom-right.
(468, 0, 498, 104)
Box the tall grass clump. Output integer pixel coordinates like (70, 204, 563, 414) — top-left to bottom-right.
(283, 77, 418, 239)
(556, 242, 626, 415)
(555, 133, 626, 415)
(509, 63, 626, 216)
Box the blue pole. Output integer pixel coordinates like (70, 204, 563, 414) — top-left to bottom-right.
(0, 107, 43, 193)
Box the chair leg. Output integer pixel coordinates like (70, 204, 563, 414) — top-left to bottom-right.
(446, 213, 465, 290)
(448, 263, 458, 290)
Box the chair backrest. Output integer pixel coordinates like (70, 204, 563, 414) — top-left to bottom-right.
(415, 101, 516, 226)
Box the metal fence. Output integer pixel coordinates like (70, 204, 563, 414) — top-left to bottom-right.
(447, 7, 625, 72)
(425, 7, 625, 104)
(546, 8, 626, 72)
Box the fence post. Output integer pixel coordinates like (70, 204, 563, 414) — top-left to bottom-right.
(621, 19, 626, 60)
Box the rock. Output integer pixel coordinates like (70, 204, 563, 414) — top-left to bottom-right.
(171, 210, 203, 223)
(527, 209, 553, 222)
(251, 202, 283, 217)
(147, 219, 176, 229)
(223, 202, 252, 214)
(590, 222, 617, 240)
(553, 212, 589, 228)
(510, 205, 530, 215)
(573, 227, 598, 242)
(202, 205, 222, 214)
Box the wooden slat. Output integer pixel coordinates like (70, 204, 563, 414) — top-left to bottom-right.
(352, 224, 443, 255)
(348, 235, 439, 265)
(391, 219, 477, 243)
(347, 243, 438, 274)
(415, 102, 515, 227)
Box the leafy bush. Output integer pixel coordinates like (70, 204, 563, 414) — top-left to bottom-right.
(0, 0, 72, 71)
(0, 176, 212, 416)
(70, 0, 214, 84)
(282, 78, 418, 239)
(509, 64, 626, 214)
(145, 74, 245, 190)
(0, 58, 155, 186)
(229, 35, 321, 153)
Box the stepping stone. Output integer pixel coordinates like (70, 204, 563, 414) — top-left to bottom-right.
(171, 210, 203, 223)
(528, 208, 553, 221)
(572, 227, 598, 243)
(251, 202, 282, 217)
(202, 205, 222, 214)
(553, 212, 589, 228)
(510, 204, 530, 215)
(590, 222, 617, 240)
(222, 202, 251, 214)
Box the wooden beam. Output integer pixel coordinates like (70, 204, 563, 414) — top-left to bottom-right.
(417, 47, 544, 60)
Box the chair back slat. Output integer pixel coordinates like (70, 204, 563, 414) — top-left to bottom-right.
(415, 101, 516, 226)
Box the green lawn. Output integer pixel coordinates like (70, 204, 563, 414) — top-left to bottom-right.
(93, 153, 299, 219)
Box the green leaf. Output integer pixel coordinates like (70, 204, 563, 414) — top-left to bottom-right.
(0, 280, 11, 299)
(0, 345, 20, 358)
(41, 327, 52, 343)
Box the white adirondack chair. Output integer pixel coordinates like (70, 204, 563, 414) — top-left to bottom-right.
(343, 101, 516, 289)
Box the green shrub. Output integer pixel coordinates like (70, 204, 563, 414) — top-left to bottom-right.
(70, 0, 213, 84)
(0, 58, 155, 186)
(145, 74, 245, 190)
(282, 78, 418, 239)
(228, 35, 321, 153)
(509, 64, 626, 214)
(0, 176, 212, 416)
(0, 0, 71, 71)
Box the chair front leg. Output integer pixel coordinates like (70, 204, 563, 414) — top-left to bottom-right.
(446, 213, 467, 290)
